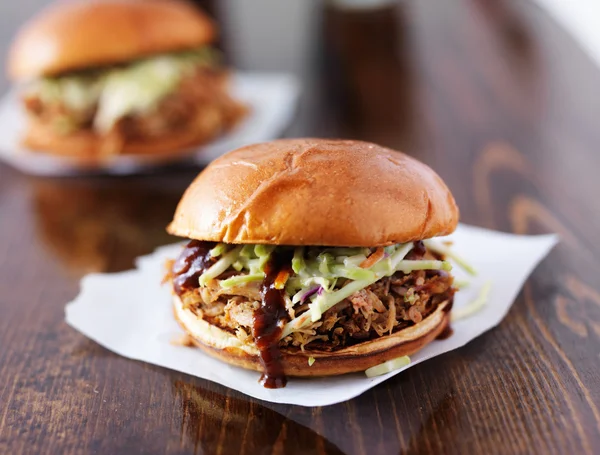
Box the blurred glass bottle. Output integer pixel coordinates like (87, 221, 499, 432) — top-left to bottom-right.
(322, 0, 418, 150)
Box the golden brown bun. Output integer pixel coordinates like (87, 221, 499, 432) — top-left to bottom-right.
(173, 294, 450, 377)
(167, 138, 459, 246)
(22, 117, 224, 169)
(8, 0, 216, 80)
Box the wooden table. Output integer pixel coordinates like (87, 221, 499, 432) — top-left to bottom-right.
(1, 1, 599, 453)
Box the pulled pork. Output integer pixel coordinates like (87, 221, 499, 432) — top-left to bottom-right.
(23, 68, 246, 154)
(297, 269, 454, 350)
(173, 258, 455, 352)
(114, 69, 246, 141)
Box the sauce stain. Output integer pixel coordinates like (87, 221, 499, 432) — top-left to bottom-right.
(438, 295, 455, 340)
(437, 324, 454, 340)
(252, 252, 292, 388)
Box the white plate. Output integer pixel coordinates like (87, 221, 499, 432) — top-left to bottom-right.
(0, 72, 300, 176)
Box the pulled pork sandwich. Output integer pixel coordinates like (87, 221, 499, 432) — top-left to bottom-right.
(7, 0, 246, 163)
(165, 139, 460, 387)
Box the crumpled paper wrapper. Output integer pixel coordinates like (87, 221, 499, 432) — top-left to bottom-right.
(0, 72, 299, 176)
(66, 224, 557, 406)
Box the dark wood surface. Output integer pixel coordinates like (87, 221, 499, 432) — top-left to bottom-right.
(1, 0, 599, 453)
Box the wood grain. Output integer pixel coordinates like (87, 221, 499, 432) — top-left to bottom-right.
(1, 0, 600, 454)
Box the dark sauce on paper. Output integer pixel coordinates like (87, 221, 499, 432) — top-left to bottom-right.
(172, 240, 215, 296)
(437, 296, 455, 340)
(253, 252, 292, 388)
(436, 325, 454, 340)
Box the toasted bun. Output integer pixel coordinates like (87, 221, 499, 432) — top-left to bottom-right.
(167, 138, 459, 246)
(22, 116, 226, 168)
(8, 0, 216, 80)
(173, 294, 450, 377)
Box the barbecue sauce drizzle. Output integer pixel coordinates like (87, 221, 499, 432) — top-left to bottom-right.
(252, 251, 292, 388)
(172, 240, 216, 297)
(406, 240, 426, 260)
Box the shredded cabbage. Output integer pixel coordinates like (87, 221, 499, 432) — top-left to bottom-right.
(292, 247, 306, 274)
(343, 254, 367, 268)
(324, 247, 368, 256)
(423, 239, 477, 276)
(305, 243, 411, 323)
(219, 273, 264, 289)
(309, 278, 373, 322)
(240, 245, 255, 258)
(404, 293, 418, 304)
(395, 259, 452, 273)
(454, 279, 470, 289)
(451, 281, 492, 322)
(198, 245, 244, 286)
(198, 243, 279, 288)
(365, 355, 411, 377)
(329, 264, 376, 281)
(210, 243, 228, 258)
(318, 253, 334, 275)
(280, 312, 312, 339)
(292, 285, 322, 304)
(388, 243, 416, 269)
(29, 73, 102, 112)
(254, 245, 272, 257)
(254, 245, 275, 273)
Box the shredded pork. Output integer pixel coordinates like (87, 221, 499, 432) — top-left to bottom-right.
(175, 266, 455, 352)
(115, 69, 246, 140)
(23, 68, 246, 152)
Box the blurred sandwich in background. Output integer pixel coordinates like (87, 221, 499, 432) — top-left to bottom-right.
(7, 0, 247, 164)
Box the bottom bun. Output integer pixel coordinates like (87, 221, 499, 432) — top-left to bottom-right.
(173, 294, 451, 377)
(22, 118, 226, 169)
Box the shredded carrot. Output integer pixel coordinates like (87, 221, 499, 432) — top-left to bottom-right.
(360, 247, 385, 268)
(274, 269, 290, 290)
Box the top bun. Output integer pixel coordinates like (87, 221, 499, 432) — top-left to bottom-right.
(8, 0, 216, 80)
(168, 139, 459, 246)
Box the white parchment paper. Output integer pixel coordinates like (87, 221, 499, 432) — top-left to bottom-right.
(65, 224, 557, 407)
(530, 0, 600, 70)
(0, 72, 299, 176)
